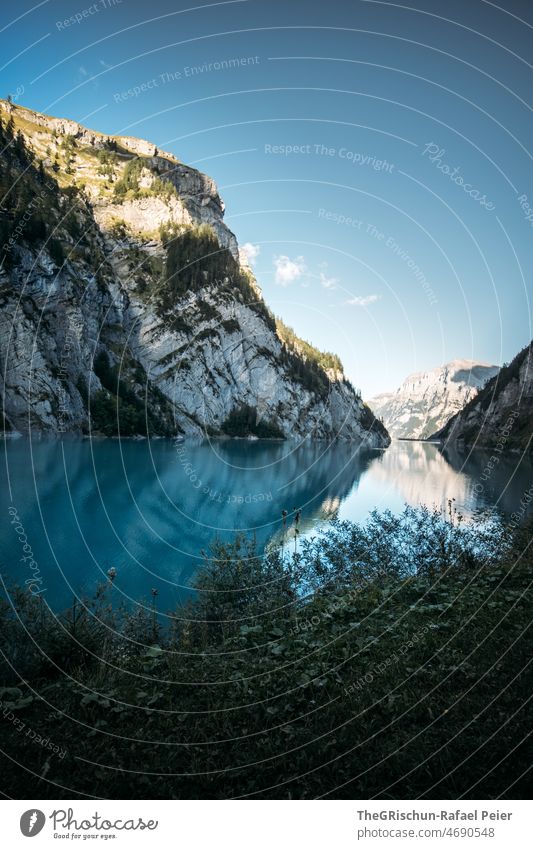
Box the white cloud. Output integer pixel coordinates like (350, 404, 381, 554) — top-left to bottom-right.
(239, 242, 260, 266)
(274, 254, 306, 285)
(320, 271, 337, 290)
(346, 294, 381, 306)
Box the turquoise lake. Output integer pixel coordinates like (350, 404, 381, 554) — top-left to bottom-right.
(2, 438, 532, 612)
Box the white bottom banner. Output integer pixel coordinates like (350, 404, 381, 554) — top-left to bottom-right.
(1, 800, 531, 848)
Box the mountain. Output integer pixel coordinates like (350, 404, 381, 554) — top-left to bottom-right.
(0, 101, 388, 447)
(368, 360, 500, 439)
(431, 343, 532, 452)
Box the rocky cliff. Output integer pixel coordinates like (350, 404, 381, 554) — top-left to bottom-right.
(369, 360, 500, 439)
(0, 101, 389, 446)
(431, 343, 532, 451)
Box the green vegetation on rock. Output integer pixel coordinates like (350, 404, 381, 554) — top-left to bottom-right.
(113, 156, 145, 198)
(88, 350, 177, 437)
(276, 317, 343, 374)
(434, 343, 533, 451)
(113, 156, 178, 202)
(221, 403, 285, 438)
(0, 114, 61, 268)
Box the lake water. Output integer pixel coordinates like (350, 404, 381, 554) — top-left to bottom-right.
(2, 437, 532, 611)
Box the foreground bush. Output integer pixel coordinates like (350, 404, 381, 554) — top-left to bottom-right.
(0, 506, 531, 799)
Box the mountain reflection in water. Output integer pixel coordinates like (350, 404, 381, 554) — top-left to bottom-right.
(1, 438, 531, 610)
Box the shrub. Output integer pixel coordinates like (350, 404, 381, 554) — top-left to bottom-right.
(48, 238, 64, 266)
(221, 403, 285, 438)
(96, 148, 117, 181)
(276, 317, 343, 373)
(109, 219, 128, 240)
(0, 508, 531, 799)
(90, 350, 174, 436)
(113, 156, 145, 198)
(0, 115, 63, 266)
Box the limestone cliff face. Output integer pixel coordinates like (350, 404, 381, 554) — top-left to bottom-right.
(431, 344, 533, 451)
(369, 360, 500, 440)
(0, 101, 389, 447)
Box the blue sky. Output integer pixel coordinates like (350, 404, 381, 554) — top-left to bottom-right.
(2, 0, 532, 397)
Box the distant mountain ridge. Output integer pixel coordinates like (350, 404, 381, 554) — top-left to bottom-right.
(431, 343, 533, 451)
(369, 360, 500, 439)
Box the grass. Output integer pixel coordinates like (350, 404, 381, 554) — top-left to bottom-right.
(0, 506, 531, 799)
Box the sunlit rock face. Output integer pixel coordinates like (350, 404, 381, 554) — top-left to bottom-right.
(369, 360, 500, 440)
(0, 101, 389, 448)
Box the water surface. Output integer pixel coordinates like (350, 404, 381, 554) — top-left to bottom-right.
(2, 438, 531, 611)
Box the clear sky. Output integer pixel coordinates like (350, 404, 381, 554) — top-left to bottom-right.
(1, 0, 532, 398)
